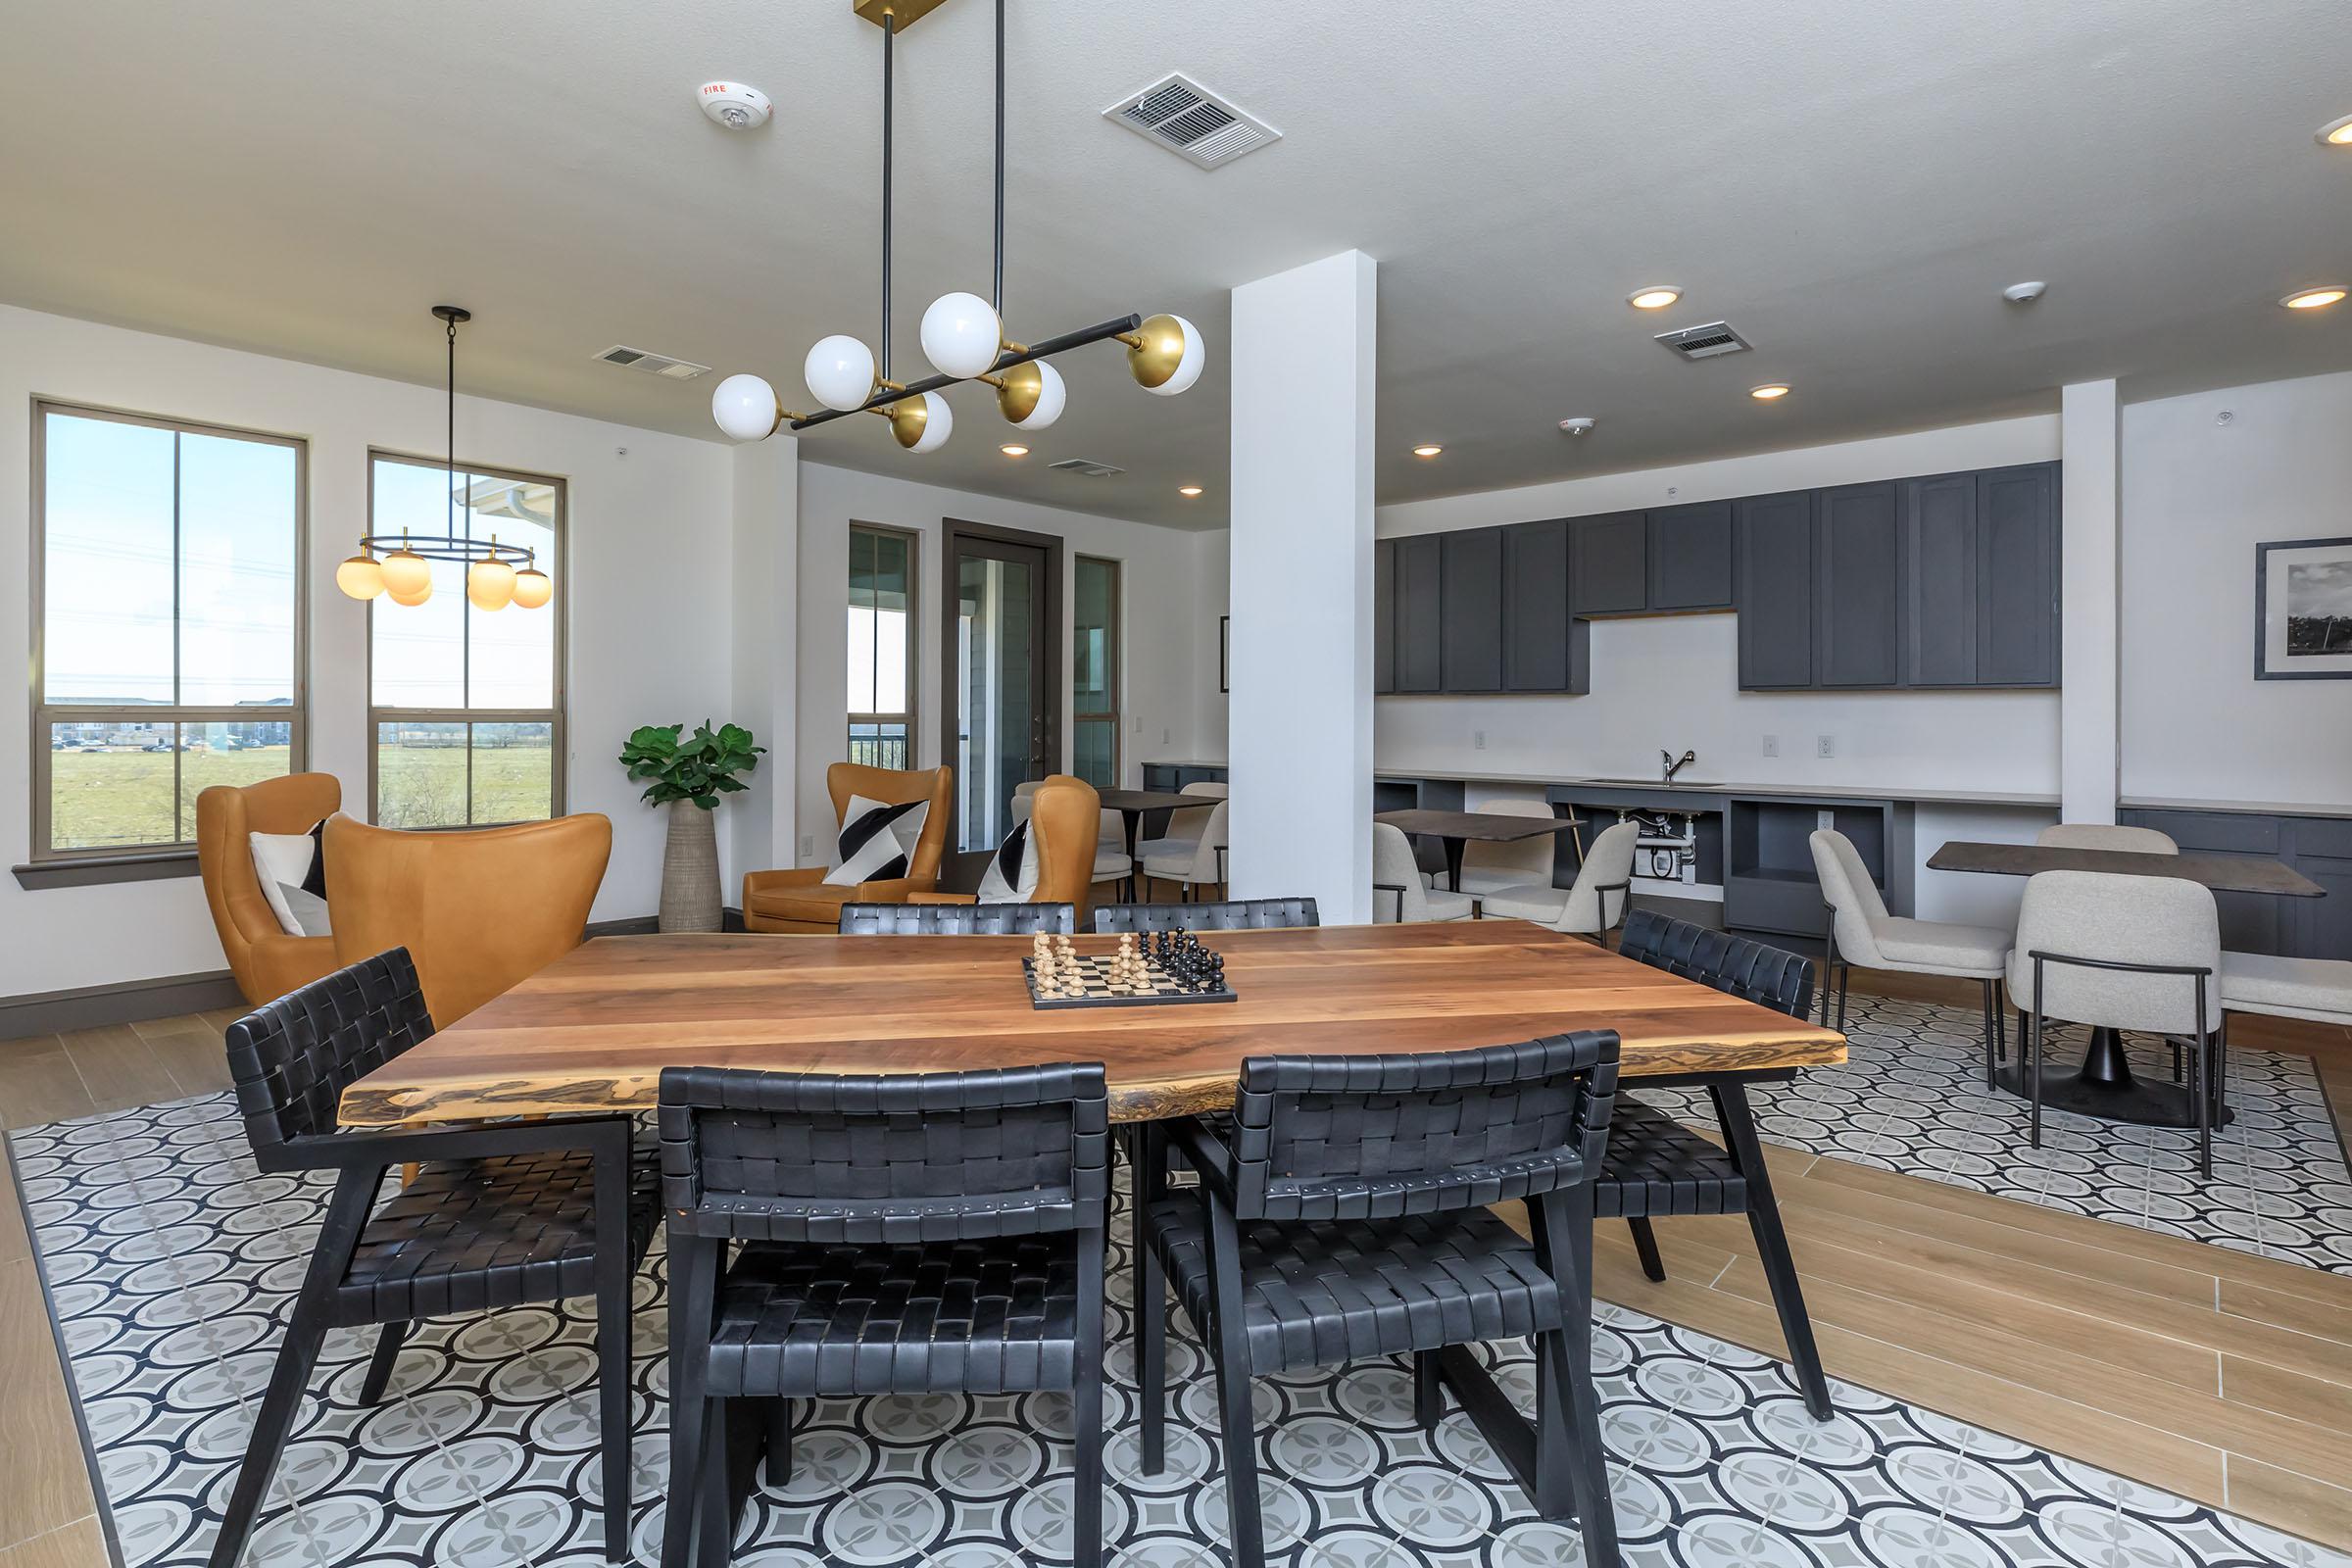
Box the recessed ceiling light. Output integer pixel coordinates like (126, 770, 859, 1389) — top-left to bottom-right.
(1627, 286, 1681, 311)
(1411, 444, 1444, 458)
(1178, 484, 1203, 497)
(1000, 443, 1030, 457)
(1748, 384, 1790, 401)
(2317, 115, 2352, 147)
(2280, 287, 2346, 311)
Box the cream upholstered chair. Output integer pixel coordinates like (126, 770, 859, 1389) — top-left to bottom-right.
(2218, 953, 2352, 1028)
(1093, 808, 1135, 901)
(1137, 781, 1225, 861)
(1371, 822, 1474, 922)
(1455, 798, 1560, 896)
(2010, 870, 2224, 1172)
(1811, 829, 2013, 1070)
(1141, 798, 1228, 901)
(1483, 820, 1641, 940)
(2037, 823, 2180, 854)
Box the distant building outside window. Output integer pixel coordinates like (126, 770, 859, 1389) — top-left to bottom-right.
(1073, 556, 1120, 788)
(849, 525, 917, 770)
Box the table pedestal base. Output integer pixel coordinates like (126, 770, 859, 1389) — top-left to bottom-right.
(1991, 1025, 2231, 1131)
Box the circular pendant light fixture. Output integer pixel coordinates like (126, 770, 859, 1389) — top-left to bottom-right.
(338, 307, 549, 610)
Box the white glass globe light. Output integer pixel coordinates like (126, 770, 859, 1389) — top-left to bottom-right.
(804, 335, 877, 412)
(1007, 360, 1065, 430)
(379, 547, 433, 601)
(919, 291, 1004, 379)
(1145, 314, 1204, 397)
(891, 391, 953, 453)
(467, 557, 517, 611)
(335, 553, 385, 601)
(710, 373, 780, 441)
(387, 576, 434, 608)
(512, 567, 554, 610)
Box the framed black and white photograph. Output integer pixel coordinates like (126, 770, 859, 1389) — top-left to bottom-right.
(2256, 536, 2352, 679)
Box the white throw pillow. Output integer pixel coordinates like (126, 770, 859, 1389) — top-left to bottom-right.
(823, 795, 929, 887)
(975, 819, 1041, 904)
(248, 825, 330, 937)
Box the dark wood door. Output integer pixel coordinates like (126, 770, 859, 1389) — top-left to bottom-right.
(1735, 491, 1816, 688)
(1570, 512, 1648, 614)
(1392, 533, 1444, 693)
(1648, 500, 1735, 611)
(1440, 527, 1504, 692)
(1502, 518, 1583, 693)
(1903, 472, 1980, 686)
(1815, 481, 1904, 687)
(1976, 463, 2060, 687)
(1374, 537, 1396, 695)
(943, 521, 1060, 853)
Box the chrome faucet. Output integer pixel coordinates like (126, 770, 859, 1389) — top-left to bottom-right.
(1661, 749, 1696, 783)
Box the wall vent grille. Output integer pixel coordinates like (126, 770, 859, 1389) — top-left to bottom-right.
(1653, 321, 1752, 361)
(595, 345, 712, 380)
(1047, 457, 1126, 478)
(1105, 74, 1279, 169)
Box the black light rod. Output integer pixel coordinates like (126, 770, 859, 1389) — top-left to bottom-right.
(992, 0, 1004, 316)
(787, 313, 1142, 431)
(880, 11, 896, 378)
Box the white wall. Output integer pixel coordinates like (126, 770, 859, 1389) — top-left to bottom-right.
(789, 462, 1209, 863)
(2121, 370, 2352, 807)
(729, 436, 801, 880)
(0, 304, 738, 997)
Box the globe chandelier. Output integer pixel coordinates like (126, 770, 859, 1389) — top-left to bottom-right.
(710, 0, 1205, 452)
(336, 307, 552, 611)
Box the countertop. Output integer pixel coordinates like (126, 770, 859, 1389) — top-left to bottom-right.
(1373, 764, 2061, 810)
(2119, 796, 2352, 821)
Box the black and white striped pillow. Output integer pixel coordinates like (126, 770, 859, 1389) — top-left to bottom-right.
(975, 819, 1041, 904)
(822, 795, 929, 886)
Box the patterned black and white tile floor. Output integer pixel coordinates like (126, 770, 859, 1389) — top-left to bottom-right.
(1639, 992, 2352, 1275)
(14, 1075, 2351, 1568)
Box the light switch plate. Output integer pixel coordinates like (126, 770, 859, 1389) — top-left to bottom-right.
(1816, 734, 1836, 759)
(1762, 734, 1779, 758)
(798, 833, 814, 859)
(1474, 730, 1488, 751)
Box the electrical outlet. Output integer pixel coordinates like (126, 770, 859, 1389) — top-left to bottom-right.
(1761, 734, 1779, 759)
(1131, 714, 1143, 732)
(1162, 727, 1171, 745)
(798, 833, 814, 859)
(1816, 734, 1836, 759)
(1474, 730, 1488, 751)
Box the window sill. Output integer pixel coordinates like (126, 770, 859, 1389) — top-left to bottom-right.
(13, 852, 201, 890)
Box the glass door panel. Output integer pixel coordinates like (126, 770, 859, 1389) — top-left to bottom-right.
(948, 532, 1054, 853)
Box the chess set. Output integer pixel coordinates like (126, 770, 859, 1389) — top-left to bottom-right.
(1022, 929, 1237, 1009)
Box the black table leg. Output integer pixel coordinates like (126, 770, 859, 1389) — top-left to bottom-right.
(1992, 1021, 2232, 1129)
(1443, 837, 1466, 894)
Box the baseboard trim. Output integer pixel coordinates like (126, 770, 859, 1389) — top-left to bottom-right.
(0, 968, 246, 1042)
(585, 906, 746, 937)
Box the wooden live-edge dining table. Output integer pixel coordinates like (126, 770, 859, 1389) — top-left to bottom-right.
(340, 919, 1844, 1507)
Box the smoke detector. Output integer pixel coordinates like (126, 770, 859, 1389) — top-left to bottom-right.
(1105, 74, 1280, 169)
(1047, 457, 1125, 478)
(1559, 416, 1597, 436)
(698, 82, 771, 130)
(2002, 280, 2047, 304)
(1654, 321, 1752, 361)
(596, 345, 712, 381)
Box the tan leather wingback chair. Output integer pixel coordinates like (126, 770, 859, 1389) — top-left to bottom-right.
(914, 774, 1102, 927)
(324, 811, 612, 1027)
(741, 762, 954, 934)
(196, 772, 344, 1005)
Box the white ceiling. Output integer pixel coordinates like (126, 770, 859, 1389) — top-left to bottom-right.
(4, 1, 2348, 530)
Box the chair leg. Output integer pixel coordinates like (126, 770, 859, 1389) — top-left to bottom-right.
(1135, 1125, 1168, 1476)
(1980, 979, 1999, 1089)
(357, 1320, 409, 1407)
(1412, 1349, 1445, 1430)
(1533, 1184, 1618, 1562)
(1071, 1221, 1106, 1568)
(1713, 1082, 1831, 1421)
(1994, 979, 2007, 1063)
(696, 1398, 732, 1568)
(1626, 1218, 1667, 1283)
(595, 1129, 633, 1563)
(208, 1166, 378, 1568)
(662, 1237, 719, 1568)
(2027, 968, 2046, 1152)
(764, 1399, 793, 1489)
(1835, 964, 1849, 1033)
(1202, 1202, 1263, 1568)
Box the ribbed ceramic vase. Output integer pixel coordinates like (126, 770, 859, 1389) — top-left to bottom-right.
(659, 798, 722, 933)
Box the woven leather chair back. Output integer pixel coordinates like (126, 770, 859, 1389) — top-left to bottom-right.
(1092, 897, 1318, 933)
(658, 1062, 1110, 1244)
(1227, 1033, 1619, 1221)
(1618, 910, 1815, 1020)
(838, 902, 1076, 935)
(223, 948, 433, 1168)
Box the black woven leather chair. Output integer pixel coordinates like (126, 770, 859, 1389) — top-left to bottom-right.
(1606, 909, 1831, 1418)
(660, 1062, 1110, 1568)
(211, 950, 657, 1568)
(1092, 896, 1318, 932)
(837, 901, 1075, 934)
(1137, 1035, 1622, 1568)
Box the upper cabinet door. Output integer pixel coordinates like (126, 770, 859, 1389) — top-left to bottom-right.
(1815, 480, 1904, 687)
(1976, 462, 2060, 687)
(1735, 491, 1816, 688)
(1440, 527, 1505, 692)
(1374, 536, 1396, 695)
(1902, 472, 1980, 686)
(1570, 512, 1647, 614)
(1392, 533, 1445, 693)
(1647, 500, 1735, 611)
(1502, 518, 1585, 693)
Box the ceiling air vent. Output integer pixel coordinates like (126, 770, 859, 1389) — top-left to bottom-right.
(595, 345, 712, 381)
(1653, 321, 1752, 362)
(1104, 74, 1280, 169)
(1048, 457, 1125, 478)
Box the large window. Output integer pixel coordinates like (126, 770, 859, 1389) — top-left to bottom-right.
(32, 403, 304, 858)
(848, 524, 916, 769)
(1073, 555, 1120, 788)
(368, 452, 564, 827)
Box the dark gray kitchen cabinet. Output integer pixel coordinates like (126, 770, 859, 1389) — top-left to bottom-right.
(1440, 527, 1504, 692)
(1815, 480, 1904, 687)
(1570, 512, 1647, 615)
(1648, 500, 1735, 611)
(1392, 533, 1444, 694)
(1374, 538, 1396, 694)
(1502, 517, 1587, 693)
(1976, 463, 2060, 687)
(1735, 491, 1816, 689)
(1903, 472, 1979, 686)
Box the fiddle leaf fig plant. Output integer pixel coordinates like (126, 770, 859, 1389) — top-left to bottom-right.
(618, 720, 764, 809)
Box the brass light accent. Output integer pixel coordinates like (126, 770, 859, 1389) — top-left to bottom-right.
(853, 0, 953, 26)
(889, 398, 935, 449)
(997, 360, 1046, 423)
(1121, 315, 1193, 390)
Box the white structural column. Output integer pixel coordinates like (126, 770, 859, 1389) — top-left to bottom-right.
(2060, 378, 2122, 822)
(1227, 250, 1378, 921)
(728, 432, 800, 884)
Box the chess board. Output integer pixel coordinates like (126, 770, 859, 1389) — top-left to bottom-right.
(1020, 953, 1239, 1010)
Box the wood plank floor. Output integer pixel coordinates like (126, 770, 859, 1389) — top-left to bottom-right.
(4, 991, 2349, 1563)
